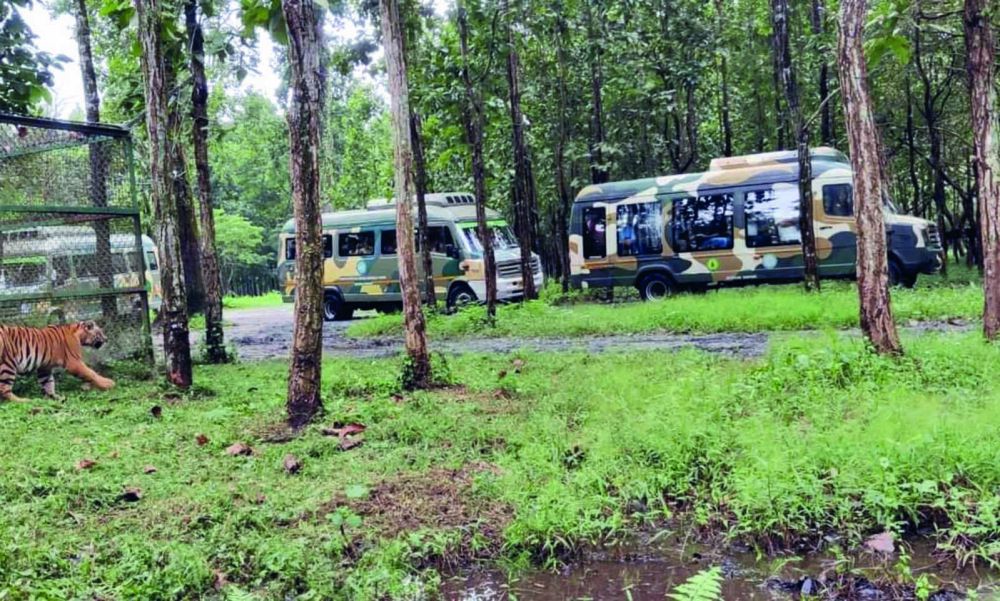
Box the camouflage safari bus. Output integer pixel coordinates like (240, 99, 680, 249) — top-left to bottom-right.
(569, 147, 943, 300)
(277, 193, 544, 320)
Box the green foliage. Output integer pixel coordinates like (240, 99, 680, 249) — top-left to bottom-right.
(667, 567, 724, 601)
(0, 0, 68, 113)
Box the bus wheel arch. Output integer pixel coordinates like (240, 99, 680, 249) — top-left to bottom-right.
(446, 281, 478, 310)
(323, 290, 354, 321)
(636, 270, 676, 301)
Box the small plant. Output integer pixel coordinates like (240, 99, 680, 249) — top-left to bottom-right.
(666, 566, 723, 601)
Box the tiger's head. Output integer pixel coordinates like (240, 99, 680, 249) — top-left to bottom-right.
(73, 320, 108, 350)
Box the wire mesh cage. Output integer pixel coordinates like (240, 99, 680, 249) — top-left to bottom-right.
(0, 113, 153, 364)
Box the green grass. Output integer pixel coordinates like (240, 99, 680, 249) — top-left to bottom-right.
(348, 279, 984, 339)
(223, 291, 285, 311)
(3, 333, 1000, 599)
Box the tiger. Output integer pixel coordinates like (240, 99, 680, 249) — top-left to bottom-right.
(0, 320, 115, 402)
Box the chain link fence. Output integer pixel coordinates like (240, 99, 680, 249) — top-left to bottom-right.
(0, 113, 153, 364)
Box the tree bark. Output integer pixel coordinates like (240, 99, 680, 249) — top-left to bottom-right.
(714, 0, 734, 157)
(837, 0, 902, 355)
(964, 0, 1000, 339)
(72, 0, 116, 319)
(185, 0, 226, 363)
(904, 75, 922, 216)
(282, 0, 326, 426)
(584, 0, 608, 184)
(458, 4, 497, 320)
(554, 13, 572, 292)
(135, 0, 193, 386)
(409, 111, 436, 309)
(380, 0, 432, 389)
(166, 104, 206, 315)
(505, 5, 537, 301)
(772, 0, 820, 291)
(770, 24, 788, 150)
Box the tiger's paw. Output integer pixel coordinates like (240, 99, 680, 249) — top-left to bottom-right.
(95, 378, 115, 391)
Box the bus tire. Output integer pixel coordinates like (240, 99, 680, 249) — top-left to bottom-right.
(637, 272, 675, 301)
(323, 293, 353, 321)
(447, 283, 478, 310)
(888, 259, 916, 288)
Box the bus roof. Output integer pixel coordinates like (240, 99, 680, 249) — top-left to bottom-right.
(0, 232, 155, 258)
(573, 147, 851, 204)
(281, 193, 503, 234)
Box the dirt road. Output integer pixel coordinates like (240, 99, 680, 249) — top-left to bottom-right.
(193, 306, 771, 361)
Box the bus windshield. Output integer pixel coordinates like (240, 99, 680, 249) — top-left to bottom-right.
(460, 224, 519, 252)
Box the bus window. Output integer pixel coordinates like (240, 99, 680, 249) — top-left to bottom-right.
(338, 231, 375, 257)
(583, 207, 606, 259)
(617, 202, 663, 256)
(323, 234, 333, 258)
(285, 238, 296, 261)
(146, 251, 159, 271)
(745, 187, 801, 247)
(381, 230, 397, 255)
(672, 193, 734, 252)
(425, 226, 454, 254)
(823, 184, 853, 217)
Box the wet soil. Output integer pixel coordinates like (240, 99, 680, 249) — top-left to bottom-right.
(187, 306, 974, 362)
(440, 532, 995, 600)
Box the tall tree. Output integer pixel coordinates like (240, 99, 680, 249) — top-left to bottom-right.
(584, 0, 608, 184)
(837, 0, 901, 355)
(713, 0, 734, 157)
(134, 0, 193, 386)
(185, 0, 226, 362)
(380, 0, 432, 389)
(810, 0, 833, 145)
(72, 0, 116, 319)
(505, 1, 537, 300)
(283, 0, 327, 427)
(167, 105, 206, 315)
(772, 0, 820, 291)
(458, 3, 497, 320)
(964, 0, 1000, 339)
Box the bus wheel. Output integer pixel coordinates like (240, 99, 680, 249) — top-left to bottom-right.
(888, 260, 916, 288)
(323, 293, 354, 321)
(447, 283, 478, 310)
(638, 273, 675, 301)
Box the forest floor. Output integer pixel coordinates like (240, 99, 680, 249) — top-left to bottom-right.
(3, 330, 1000, 599)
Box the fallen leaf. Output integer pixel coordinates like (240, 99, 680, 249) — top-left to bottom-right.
(225, 442, 253, 456)
(195, 433, 209, 446)
(254, 493, 267, 505)
(108, 450, 119, 459)
(497, 370, 508, 379)
(339, 433, 365, 451)
(150, 405, 162, 419)
(283, 454, 302, 474)
(212, 569, 228, 591)
(865, 531, 895, 554)
(75, 458, 96, 471)
(143, 465, 157, 474)
(119, 487, 142, 502)
(321, 422, 366, 437)
(512, 358, 526, 373)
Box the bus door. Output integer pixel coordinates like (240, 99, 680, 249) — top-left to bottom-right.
(418, 224, 461, 298)
(740, 182, 804, 280)
(669, 191, 740, 284)
(816, 181, 857, 276)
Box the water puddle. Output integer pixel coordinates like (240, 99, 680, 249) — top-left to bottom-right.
(440, 531, 997, 600)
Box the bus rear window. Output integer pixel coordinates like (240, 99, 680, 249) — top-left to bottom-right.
(583, 207, 606, 259)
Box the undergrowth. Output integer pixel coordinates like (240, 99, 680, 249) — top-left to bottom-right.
(1, 332, 999, 598)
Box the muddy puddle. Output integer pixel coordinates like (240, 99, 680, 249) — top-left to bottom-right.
(440, 532, 996, 600)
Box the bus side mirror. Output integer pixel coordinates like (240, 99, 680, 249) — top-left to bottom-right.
(445, 244, 460, 259)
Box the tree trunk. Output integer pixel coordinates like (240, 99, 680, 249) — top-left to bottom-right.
(584, 0, 608, 184)
(555, 14, 572, 292)
(458, 4, 497, 320)
(409, 111, 436, 309)
(134, 0, 193, 386)
(282, 0, 326, 426)
(770, 25, 788, 150)
(810, 0, 833, 145)
(505, 7, 537, 301)
(73, 0, 116, 319)
(837, 0, 902, 355)
(904, 75, 922, 216)
(166, 104, 205, 315)
(964, 0, 1000, 339)
(185, 0, 226, 363)
(772, 0, 820, 291)
(715, 0, 734, 157)
(380, 0, 432, 389)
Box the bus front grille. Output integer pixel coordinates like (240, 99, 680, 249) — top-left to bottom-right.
(926, 225, 942, 250)
(496, 258, 540, 279)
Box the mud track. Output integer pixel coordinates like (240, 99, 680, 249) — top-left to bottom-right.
(190, 306, 771, 361)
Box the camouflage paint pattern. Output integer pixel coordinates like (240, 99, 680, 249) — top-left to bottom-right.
(569, 147, 943, 290)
